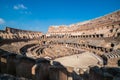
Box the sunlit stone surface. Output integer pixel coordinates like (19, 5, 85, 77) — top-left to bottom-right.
(0, 10, 120, 80)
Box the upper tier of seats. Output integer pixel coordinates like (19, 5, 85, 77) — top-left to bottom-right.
(0, 27, 43, 40)
(48, 10, 120, 34)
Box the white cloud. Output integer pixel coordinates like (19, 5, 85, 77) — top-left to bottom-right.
(0, 18, 5, 24)
(13, 4, 27, 10)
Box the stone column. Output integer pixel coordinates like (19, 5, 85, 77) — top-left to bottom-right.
(0, 49, 8, 73)
(7, 53, 17, 76)
(0, 53, 8, 74)
(32, 58, 51, 80)
(16, 55, 36, 79)
(49, 65, 68, 80)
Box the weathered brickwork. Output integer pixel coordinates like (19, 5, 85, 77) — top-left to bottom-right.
(0, 10, 120, 80)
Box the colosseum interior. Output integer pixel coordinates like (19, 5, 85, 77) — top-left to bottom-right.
(0, 10, 120, 80)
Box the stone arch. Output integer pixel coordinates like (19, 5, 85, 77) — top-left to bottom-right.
(96, 34, 99, 38)
(117, 33, 120, 37)
(83, 35, 85, 38)
(106, 26, 109, 29)
(118, 59, 120, 66)
(112, 25, 114, 28)
(102, 55, 108, 65)
(78, 35, 80, 38)
(93, 35, 95, 38)
(111, 43, 115, 47)
(100, 34, 104, 37)
(89, 35, 91, 38)
(86, 35, 88, 38)
(109, 48, 113, 52)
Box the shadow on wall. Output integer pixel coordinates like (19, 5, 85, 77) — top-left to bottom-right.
(0, 49, 84, 80)
(1, 49, 120, 80)
(118, 59, 120, 66)
(0, 49, 50, 80)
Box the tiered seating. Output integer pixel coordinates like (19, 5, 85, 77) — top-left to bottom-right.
(0, 10, 120, 80)
(0, 27, 43, 40)
(20, 44, 37, 55)
(102, 50, 120, 66)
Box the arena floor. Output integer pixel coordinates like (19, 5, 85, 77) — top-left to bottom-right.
(54, 52, 103, 69)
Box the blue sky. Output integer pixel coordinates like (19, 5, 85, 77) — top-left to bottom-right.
(0, 0, 120, 33)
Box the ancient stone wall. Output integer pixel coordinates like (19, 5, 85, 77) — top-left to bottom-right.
(0, 27, 43, 40)
(0, 10, 120, 80)
(48, 10, 120, 38)
(89, 66, 120, 80)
